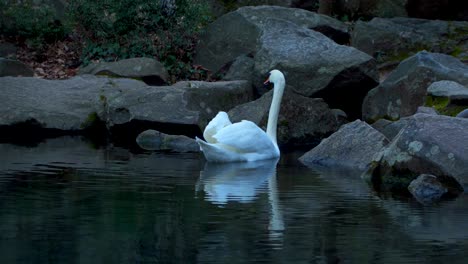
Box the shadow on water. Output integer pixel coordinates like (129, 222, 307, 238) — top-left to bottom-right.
(1, 137, 468, 263)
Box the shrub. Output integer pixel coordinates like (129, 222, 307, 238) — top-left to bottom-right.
(0, 0, 67, 48)
(68, 0, 212, 80)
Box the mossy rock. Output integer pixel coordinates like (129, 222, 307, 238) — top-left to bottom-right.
(425, 96, 468, 117)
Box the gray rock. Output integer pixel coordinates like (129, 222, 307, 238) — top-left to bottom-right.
(456, 109, 468, 118)
(416, 106, 438, 115)
(425, 81, 468, 116)
(109, 80, 254, 130)
(371, 118, 401, 140)
(0, 76, 253, 137)
(221, 55, 254, 82)
(136, 129, 199, 152)
(194, 5, 349, 73)
(408, 174, 449, 204)
(0, 43, 17, 59)
(427, 81, 468, 100)
(362, 51, 468, 122)
(228, 90, 343, 145)
(299, 120, 389, 171)
(331, 109, 348, 124)
(79, 57, 169, 85)
(0, 58, 33, 77)
(253, 19, 378, 119)
(351, 17, 468, 65)
(367, 114, 467, 194)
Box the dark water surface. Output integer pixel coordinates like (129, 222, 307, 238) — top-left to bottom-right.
(1, 137, 468, 264)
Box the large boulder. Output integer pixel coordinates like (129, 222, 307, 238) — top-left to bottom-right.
(195, 7, 379, 119)
(299, 120, 389, 171)
(79, 57, 169, 85)
(0, 76, 253, 141)
(351, 17, 468, 65)
(227, 90, 344, 146)
(425, 81, 468, 116)
(107, 80, 253, 131)
(0, 58, 33, 77)
(194, 5, 350, 74)
(253, 19, 378, 119)
(362, 51, 468, 122)
(221, 54, 254, 83)
(367, 114, 467, 194)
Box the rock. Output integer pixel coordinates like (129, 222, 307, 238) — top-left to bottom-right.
(0, 43, 17, 59)
(456, 109, 468, 118)
(253, 19, 378, 119)
(221, 55, 254, 82)
(416, 106, 438, 115)
(299, 120, 389, 171)
(371, 118, 400, 140)
(331, 109, 348, 124)
(367, 114, 466, 194)
(362, 51, 468, 122)
(228, 90, 343, 146)
(136, 129, 199, 152)
(426, 81, 468, 116)
(408, 174, 449, 204)
(0, 58, 33, 77)
(78, 57, 169, 85)
(194, 5, 350, 74)
(351, 17, 468, 65)
(0, 76, 253, 141)
(427, 81, 468, 99)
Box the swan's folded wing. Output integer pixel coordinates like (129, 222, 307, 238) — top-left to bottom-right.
(204, 112, 232, 143)
(212, 120, 276, 153)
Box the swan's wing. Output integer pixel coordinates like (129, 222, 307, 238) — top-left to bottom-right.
(213, 120, 276, 154)
(204, 112, 232, 143)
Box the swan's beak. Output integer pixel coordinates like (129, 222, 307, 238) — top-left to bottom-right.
(263, 77, 270, 85)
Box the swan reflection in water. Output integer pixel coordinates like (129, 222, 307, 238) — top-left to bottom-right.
(195, 158, 284, 247)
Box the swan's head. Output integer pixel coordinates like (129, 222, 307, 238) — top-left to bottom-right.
(264, 69, 285, 86)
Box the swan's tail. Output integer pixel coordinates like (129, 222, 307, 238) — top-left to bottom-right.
(196, 137, 231, 162)
(195, 137, 206, 152)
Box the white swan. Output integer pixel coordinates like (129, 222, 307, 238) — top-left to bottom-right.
(196, 70, 285, 162)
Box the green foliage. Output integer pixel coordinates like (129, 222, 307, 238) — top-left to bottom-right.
(0, 0, 67, 48)
(69, 0, 212, 80)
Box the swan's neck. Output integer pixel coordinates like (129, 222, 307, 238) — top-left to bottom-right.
(266, 79, 285, 147)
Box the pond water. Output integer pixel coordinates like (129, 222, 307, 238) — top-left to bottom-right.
(1, 137, 468, 263)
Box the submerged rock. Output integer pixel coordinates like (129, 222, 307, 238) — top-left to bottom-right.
(299, 120, 389, 171)
(136, 130, 199, 152)
(408, 174, 449, 204)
